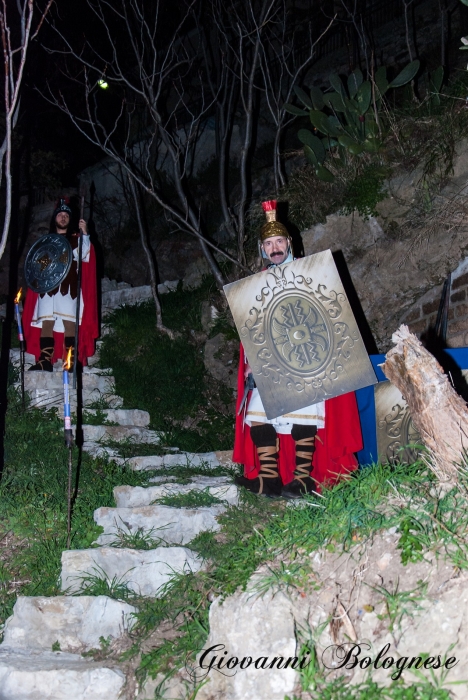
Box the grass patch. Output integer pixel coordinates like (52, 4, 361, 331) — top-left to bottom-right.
(0, 387, 148, 630)
(129, 457, 468, 687)
(109, 523, 167, 550)
(286, 678, 452, 699)
(98, 283, 235, 453)
(152, 489, 224, 509)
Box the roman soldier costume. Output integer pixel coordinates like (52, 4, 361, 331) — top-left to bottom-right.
(23, 198, 99, 370)
(233, 201, 363, 498)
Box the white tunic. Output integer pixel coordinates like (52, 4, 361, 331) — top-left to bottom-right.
(30, 235, 91, 334)
(245, 387, 325, 434)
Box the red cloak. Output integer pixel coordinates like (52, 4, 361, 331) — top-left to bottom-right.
(23, 243, 99, 365)
(233, 344, 362, 487)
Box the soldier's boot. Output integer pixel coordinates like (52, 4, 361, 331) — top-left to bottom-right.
(235, 424, 282, 498)
(28, 338, 54, 372)
(64, 337, 75, 371)
(281, 424, 317, 499)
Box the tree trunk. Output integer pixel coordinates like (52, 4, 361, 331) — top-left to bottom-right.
(382, 325, 468, 481)
(127, 175, 175, 339)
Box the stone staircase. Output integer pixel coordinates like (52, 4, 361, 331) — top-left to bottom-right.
(2, 325, 236, 699)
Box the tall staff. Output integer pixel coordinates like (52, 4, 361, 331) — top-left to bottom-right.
(73, 192, 85, 389)
(14, 288, 25, 407)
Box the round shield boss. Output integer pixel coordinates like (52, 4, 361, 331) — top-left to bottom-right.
(24, 234, 73, 294)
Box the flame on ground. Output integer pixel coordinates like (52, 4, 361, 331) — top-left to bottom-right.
(64, 346, 73, 371)
(14, 288, 22, 304)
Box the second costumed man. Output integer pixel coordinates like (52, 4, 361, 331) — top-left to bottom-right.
(23, 197, 99, 371)
(233, 201, 363, 499)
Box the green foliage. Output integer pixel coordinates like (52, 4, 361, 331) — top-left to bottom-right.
(152, 489, 224, 509)
(286, 678, 452, 699)
(109, 523, 166, 550)
(341, 164, 388, 219)
(0, 388, 148, 629)
(397, 517, 425, 565)
(99, 279, 234, 452)
(370, 579, 427, 631)
(285, 61, 420, 181)
(73, 566, 135, 601)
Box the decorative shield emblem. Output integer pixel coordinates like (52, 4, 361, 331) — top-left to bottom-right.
(224, 250, 377, 420)
(375, 382, 422, 464)
(24, 234, 73, 294)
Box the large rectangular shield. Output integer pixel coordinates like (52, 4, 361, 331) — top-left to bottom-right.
(374, 382, 422, 464)
(224, 250, 377, 420)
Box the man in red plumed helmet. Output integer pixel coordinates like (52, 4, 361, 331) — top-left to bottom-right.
(23, 197, 98, 371)
(233, 201, 363, 499)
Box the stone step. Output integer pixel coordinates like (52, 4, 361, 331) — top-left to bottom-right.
(101, 281, 178, 318)
(114, 477, 239, 508)
(80, 443, 125, 462)
(0, 647, 125, 700)
(61, 546, 204, 597)
(13, 364, 119, 411)
(82, 424, 161, 444)
(2, 596, 135, 653)
(83, 408, 150, 427)
(93, 504, 225, 546)
(10, 349, 110, 378)
(127, 449, 234, 471)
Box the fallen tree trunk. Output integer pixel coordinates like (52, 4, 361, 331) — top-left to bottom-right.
(382, 325, 468, 480)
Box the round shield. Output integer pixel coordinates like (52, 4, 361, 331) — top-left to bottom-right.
(24, 234, 73, 294)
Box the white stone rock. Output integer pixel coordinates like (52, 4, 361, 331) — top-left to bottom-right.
(161, 280, 179, 292)
(93, 504, 225, 545)
(80, 442, 125, 463)
(195, 589, 298, 700)
(82, 424, 161, 444)
(0, 646, 125, 700)
(101, 286, 153, 317)
(127, 451, 222, 471)
(114, 478, 238, 508)
(2, 596, 135, 652)
(61, 547, 203, 597)
(83, 408, 150, 427)
(17, 371, 117, 411)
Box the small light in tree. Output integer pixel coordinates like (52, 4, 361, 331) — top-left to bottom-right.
(98, 78, 109, 90)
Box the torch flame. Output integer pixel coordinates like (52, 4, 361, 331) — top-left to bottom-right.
(64, 346, 73, 371)
(14, 288, 22, 304)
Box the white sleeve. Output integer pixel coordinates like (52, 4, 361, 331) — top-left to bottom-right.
(73, 234, 91, 263)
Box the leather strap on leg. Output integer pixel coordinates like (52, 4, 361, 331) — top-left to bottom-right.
(291, 424, 317, 484)
(294, 435, 316, 483)
(29, 337, 54, 371)
(256, 441, 280, 494)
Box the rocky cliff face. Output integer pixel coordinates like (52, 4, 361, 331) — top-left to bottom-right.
(301, 140, 468, 352)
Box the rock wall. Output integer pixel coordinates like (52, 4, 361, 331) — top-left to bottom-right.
(301, 141, 468, 352)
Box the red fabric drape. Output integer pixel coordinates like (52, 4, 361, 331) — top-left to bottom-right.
(233, 344, 362, 486)
(23, 244, 99, 365)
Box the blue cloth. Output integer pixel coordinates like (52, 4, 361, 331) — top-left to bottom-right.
(356, 349, 468, 466)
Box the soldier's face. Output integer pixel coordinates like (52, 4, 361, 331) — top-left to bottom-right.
(262, 236, 289, 264)
(55, 212, 70, 231)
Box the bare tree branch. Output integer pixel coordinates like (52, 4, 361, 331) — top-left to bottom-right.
(0, 0, 52, 262)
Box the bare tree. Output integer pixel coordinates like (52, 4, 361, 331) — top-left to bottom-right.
(199, 0, 325, 267)
(259, 4, 335, 192)
(0, 0, 52, 262)
(126, 175, 175, 339)
(42, 0, 258, 291)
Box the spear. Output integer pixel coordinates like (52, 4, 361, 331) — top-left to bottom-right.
(73, 192, 85, 389)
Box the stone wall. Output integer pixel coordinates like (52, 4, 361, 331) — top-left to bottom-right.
(401, 257, 468, 347)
